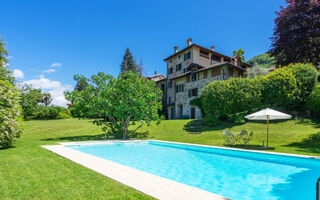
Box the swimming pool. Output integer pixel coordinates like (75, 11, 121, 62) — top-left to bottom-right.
(67, 141, 320, 200)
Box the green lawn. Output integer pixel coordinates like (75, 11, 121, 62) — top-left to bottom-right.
(1, 118, 320, 199)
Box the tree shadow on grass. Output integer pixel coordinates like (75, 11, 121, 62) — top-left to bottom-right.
(183, 119, 237, 134)
(42, 134, 107, 142)
(294, 118, 320, 128)
(42, 130, 149, 142)
(225, 144, 275, 151)
(283, 132, 320, 154)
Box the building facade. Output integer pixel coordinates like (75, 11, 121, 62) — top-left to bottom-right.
(149, 39, 252, 119)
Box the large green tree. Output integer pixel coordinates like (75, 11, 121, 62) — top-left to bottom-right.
(20, 85, 44, 119)
(269, 0, 320, 67)
(0, 39, 14, 83)
(120, 48, 141, 74)
(0, 40, 22, 147)
(65, 71, 162, 139)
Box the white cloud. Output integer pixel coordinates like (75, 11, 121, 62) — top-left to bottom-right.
(50, 62, 62, 67)
(44, 69, 56, 74)
(23, 75, 72, 107)
(12, 69, 24, 79)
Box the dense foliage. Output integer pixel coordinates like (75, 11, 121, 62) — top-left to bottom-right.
(200, 63, 318, 124)
(247, 53, 276, 69)
(269, 0, 320, 67)
(0, 40, 15, 83)
(20, 85, 67, 120)
(0, 80, 22, 148)
(33, 105, 71, 120)
(246, 66, 268, 78)
(65, 72, 162, 139)
(286, 63, 318, 107)
(261, 68, 298, 110)
(306, 84, 320, 117)
(0, 40, 22, 148)
(201, 78, 263, 124)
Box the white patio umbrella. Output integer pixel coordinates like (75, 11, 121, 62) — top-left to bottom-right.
(245, 108, 291, 147)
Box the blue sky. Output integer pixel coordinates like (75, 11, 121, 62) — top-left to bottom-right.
(2, 0, 285, 106)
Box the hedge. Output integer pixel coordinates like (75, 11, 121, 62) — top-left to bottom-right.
(306, 84, 320, 117)
(199, 63, 318, 124)
(201, 78, 263, 124)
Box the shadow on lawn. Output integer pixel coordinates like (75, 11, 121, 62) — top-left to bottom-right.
(42, 131, 149, 142)
(284, 132, 320, 154)
(42, 134, 107, 142)
(183, 119, 237, 134)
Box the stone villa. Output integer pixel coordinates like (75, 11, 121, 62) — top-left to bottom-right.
(148, 39, 252, 119)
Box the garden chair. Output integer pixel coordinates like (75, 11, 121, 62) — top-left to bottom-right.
(242, 131, 253, 144)
(223, 130, 235, 145)
(234, 130, 248, 144)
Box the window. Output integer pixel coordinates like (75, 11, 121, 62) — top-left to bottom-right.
(188, 88, 198, 97)
(175, 84, 184, 93)
(168, 67, 173, 74)
(183, 68, 187, 73)
(191, 73, 197, 82)
(168, 96, 172, 103)
(211, 55, 220, 63)
(184, 51, 191, 61)
(200, 49, 209, 58)
(178, 55, 181, 59)
(167, 80, 173, 88)
(176, 63, 182, 71)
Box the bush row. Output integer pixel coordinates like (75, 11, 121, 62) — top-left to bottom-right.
(200, 63, 318, 124)
(32, 105, 72, 120)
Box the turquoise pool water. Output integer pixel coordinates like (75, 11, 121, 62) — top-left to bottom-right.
(67, 141, 320, 200)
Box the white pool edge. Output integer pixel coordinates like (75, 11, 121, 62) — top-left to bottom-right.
(59, 139, 320, 159)
(42, 144, 229, 200)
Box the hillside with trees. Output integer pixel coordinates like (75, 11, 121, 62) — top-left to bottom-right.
(247, 53, 276, 69)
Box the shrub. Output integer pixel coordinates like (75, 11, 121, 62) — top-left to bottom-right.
(262, 67, 298, 110)
(201, 78, 263, 124)
(33, 105, 69, 120)
(306, 84, 320, 117)
(0, 80, 23, 148)
(58, 109, 72, 119)
(285, 63, 318, 107)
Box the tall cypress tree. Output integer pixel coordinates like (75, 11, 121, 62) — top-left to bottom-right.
(120, 48, 137, 73)
(269, 0, 320, 67)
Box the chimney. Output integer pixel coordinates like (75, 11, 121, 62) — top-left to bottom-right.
(154, 71, 157, 75)
(174, 46, 179, 53)
(187, 38, 192, 46)
(211, 45, 215, 51)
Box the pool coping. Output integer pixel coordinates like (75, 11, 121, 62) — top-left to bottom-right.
(42, 142, 229, 200)
(42, 139, 320, 200)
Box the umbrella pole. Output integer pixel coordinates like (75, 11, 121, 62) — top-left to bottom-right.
(267, 115, 269, 147)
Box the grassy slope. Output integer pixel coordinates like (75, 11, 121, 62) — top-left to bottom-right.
(0, 119, 153, 200)
(142, 119, 320, 156)
(1, 118, 319, 199)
